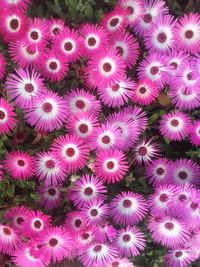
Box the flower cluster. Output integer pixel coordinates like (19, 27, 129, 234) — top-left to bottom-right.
(0, 0, 200, 266)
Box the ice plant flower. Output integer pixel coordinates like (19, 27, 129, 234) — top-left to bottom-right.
(47, 18, 65, 40)
(0, 224, 21, 255)
(1, 0, 31, 10)
(0, 52, 6, 80)
(37, 185, 63, 210)
(119, 0, 144, 26)
(64, 211, 86, 233)
(164, 248, 196, 267)
(106, 257, 134, 267)
(189, 120, 200, 147)
(0, 98, 16, 135)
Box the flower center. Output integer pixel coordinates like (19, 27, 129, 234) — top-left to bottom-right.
(53, 27, 60, 35)
(30, 31, 39, 40)
(90, 209, 98, 217)
(17, 217, 24, 225)
(123, 199, 132, 208)
(112, 262, 120, 267)
(143, 13, 152, 23)
(110, 17, 119, 27)
(17, 159, 25, 167)
(48, 188, 56, 196)
(185, 30, 194, 39)
(49, 61, 58, 70)
(84, 187, 93, 196)
(102, 135, 111, 144)
(159, 193, 169, 202)
(0, 110, 5, 120)
(88, 37, 96, 46)
(170, 119, 179, 127)
(42, 102, 53, 113)
(24, 83, 34, 93)
(79, 123, 88, 134)
(116, 46, 124, 56)
(170, 62, 178, 69)
(26, 46, 36, 55)
(106, 161, 115, 169)
(165, 222, 174, 230)
(127, 6, 134, 14)
(157, 32, 167, 43)
(10, 18, 19, 30)
(34, 220, 42, 229)
(75, 219, 82, 228)
(49, 238, 58, 247)
(178, 194, 187, 201)
(103, 62, 112, 73)
(150, 66, 159, 75)
(45, 159, 56, 169)
(66, 147, 75, 157)
(175, 251, 183, 258)
(187, 72, 193, 80)
(76, 99, 85, 109)
(3, 227, 11, 235)
(123, 234, 131, 242)
(64, 41, 73, 51)
(156, 167, 165, 175)
(93, 244, 102, 252)
(112, 83, 120, 92)
(81, 232, 90, 240)
(138, 146, 147, 156)
(178, 171, 187, 180)
(139, 86, 147, 94)
(191, 202, 198, 210)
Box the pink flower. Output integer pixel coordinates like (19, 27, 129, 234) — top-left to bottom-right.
(0, 98, 16, 135)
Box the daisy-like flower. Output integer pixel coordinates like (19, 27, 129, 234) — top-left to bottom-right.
(69, 174, 106, 208)
(4, 205, 30, 232)
(148, 185, 177, 217)
(113, 226, 145, 257)
(66, 113, 99, 140)
(0, 98, 16, 135)
(168, 159, 200, 186)
(94, 222, 117, 243)
(133, 138, 160, 166)
(25, 91, 67, 133)
(159, 111, 191, 141)
(119, 0, 144, 26)
(169, 183, 196, 205)
(145, 158, 171, 187)
(174, 13, 200, 54)
(5, 68, 46, 109)
(137, 52, 168, 89)
(36, 49, 68, 83)
(89, 123, 121, 151)
(164, 248, 196, 267)
(106, 257, 134, 267)
(0, 8, 27, 43)
(75, 226, 97, 254)
(37, 185, 63, 210)
(51, 134, 89, 174)
(101, 6, 128, 33)
(1, 0, 31, 10)
(34, 226, 72, 263)
(0, 224, 21, 255)
(79, 243, 118, 267)
(79, 23, 109, 57)
(132, 79, 159, 106)
(12, 243, 50, 267)
(34, 151, 66, 186)
(64, 88, 101, 116)
(0, 52, 6, 80)
(64, 211, 86, 233)
(94, 149, 129, 183)
(4, 151, 34, 180)
(47, 18, 65, 40)
(189, 120, 200, 147)
(148, 216, 191, 248)
(52, 27, 82, 63)
(22, 18, 48, 50)
(9, 40, 40, 68)
(81, 199, 109, 226)
(110, 31, 139, 68)
(134, 0, 169, 37)
(109, 191, 148, 226)
(22, 210, 51, 238)
(98, 77, 135, 107)
(144, 14, 176, 53)
(187, 229, 200, 258)
(85, 47, 126, 89)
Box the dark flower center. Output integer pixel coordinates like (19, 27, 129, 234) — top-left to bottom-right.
(48, 188, 56, 196)
(0, 110, 5, 120)
(75, 219, 82, 228)
(81, 232, 90, 240)
(79, 123, 88, 134)
(116, 46, 124, 56)
(156, 167, 165, 175)
(3, 227, 11, 235)
(170, 119, 179, 127)
(143, 13, 152, 23)
(49, 61, 58, 70)
(46, 159, 56, 169)
(170, 62, 178, 69)
(26, 46, 36, 55)
(185, 30, 194, 39)
(10, 18, 19, 30)
(17, 217, 24, 225)
(88, 37, 97, 46)
(66, 147, 75, 157)
(17, 159, 25, 167)
(102, 135, 111, 144)
(159, 193, 169, 202)
(106, 161, 115, 170)
(34, 220, 42, 229)
(187, 72, 193, 80)
(90, 209, 98, 217)
(76, 99, 85, 109)
(64, 41, 73, 51)
(178, 171, 187, 180)
(165, 222, 174, 230)
(110, 17, 119, 27)
(178, 194, 187, 201)
(191, 202, 198, 210)
(84, 187, 93, 196)
(42, 102, 53, 113)
(24, 83, 34, 93)
(175, 251, 183, 258)
(49, 238, 58, 247)
(138, 146, 147, 156)
(127, 6, 134, 15)
(53, 27, 60, 35)
(112, 262, 120, 267)
(150, 66, 159, 75)
(139, 87, 147, 94)
(123, 234, 131, 242)
(123, 199, 132, 208)
(103, 62, 112, 73)
(30, 31, 39, 40)
(157, 32, 167, 43)
(93, 244, 102, 252)
(112, 83, 120, 92)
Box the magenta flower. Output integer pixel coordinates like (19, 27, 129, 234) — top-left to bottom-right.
(1, 0, 31, 10)
(47, 18, 65, 40)
(64, 211, 86, 233)
(0, 52, 6, 80)
(164, 248, 196, 267)
(0, 224, 21, 255)
(105, 257, 134, 267)
(94, 222, 117, 243)
(37, 185, 63, 210)
(0, 98, 16, 135)
(119, 0, 144, 26)
(189, 120, 200, 147)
